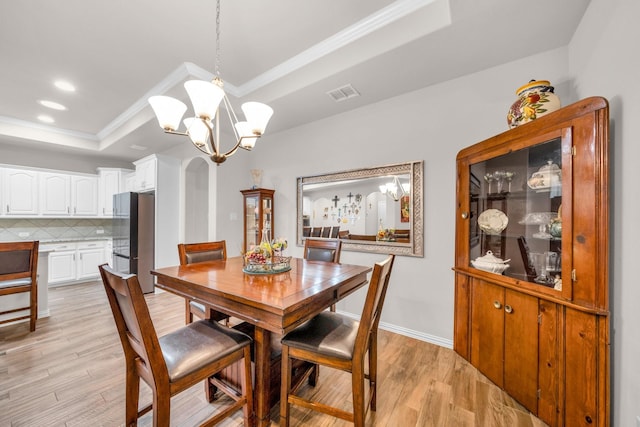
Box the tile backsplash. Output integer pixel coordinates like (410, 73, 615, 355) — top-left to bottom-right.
(0, 218, 113, 242)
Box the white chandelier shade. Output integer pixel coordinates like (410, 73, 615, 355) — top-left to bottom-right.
(184, 80, 225, 120)
(241, 101, 274, 135)
(148, 96, 187, 131)
(183, 117, 211, 150)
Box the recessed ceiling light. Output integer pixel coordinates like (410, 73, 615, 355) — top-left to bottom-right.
(54, 80, 76, 92)
(38, 100, 67, 111)
(37, 115, 55, 123)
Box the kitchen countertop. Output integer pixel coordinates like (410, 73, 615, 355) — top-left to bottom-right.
(39, 237, 112, 243)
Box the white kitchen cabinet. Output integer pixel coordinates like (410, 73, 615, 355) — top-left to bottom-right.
(133, 155, 157, 192)
(47, 243, 77, 284)
(2, 167, 39, 215)
(39, 172, 98, 216)
(71, 175, 99, 216)
(98, 168, 133, 216)
(44, 240, 106, 285)
(40, 172, 72, 215)
(124, 171, 136, 192)
(76, 241, 106, 280)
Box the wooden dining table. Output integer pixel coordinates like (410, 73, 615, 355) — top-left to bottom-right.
(151, 256, 371, 427)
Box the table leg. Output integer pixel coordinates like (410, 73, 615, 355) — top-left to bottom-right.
(254, 327, 272, 427)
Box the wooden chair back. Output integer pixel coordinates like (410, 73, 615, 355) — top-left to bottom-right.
(303, 238, 342, 263)
(99, 264, 166, 386)
(353, 254, 395, 359)
(0, 241, 39, 331)
(177, 241, 227, 265)
(177, 241, 229, 325)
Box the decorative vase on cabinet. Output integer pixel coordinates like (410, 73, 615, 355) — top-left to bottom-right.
(507, 79, 561, 128)
(454, 97, 609, 427)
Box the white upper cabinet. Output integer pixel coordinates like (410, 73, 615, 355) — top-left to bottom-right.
(40, 172, 72, 215)
(2, 168, 39, 215)
(71, 175, 99, 216)
(39, 172, 98, 216)
(98, 168, 133, 216)
(134, 156, 157, 192)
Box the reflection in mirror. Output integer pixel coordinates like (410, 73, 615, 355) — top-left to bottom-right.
(297, 161, 423, 257)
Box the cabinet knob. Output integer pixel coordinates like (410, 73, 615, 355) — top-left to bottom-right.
(504, 305, 513, 314)
(461, 211, 469, 219)
(493, 300, 502, 309)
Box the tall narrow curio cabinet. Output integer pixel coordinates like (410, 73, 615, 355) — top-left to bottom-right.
(453, 97, 609, 427)
(241, 188, 274, 254)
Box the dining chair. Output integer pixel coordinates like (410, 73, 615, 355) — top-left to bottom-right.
(0, 241, 39, 331)
(310, 227, 322, 237)
(99, 264, 254, 427)
(321, 226, 331, 238)
(329, 226, 340, 238)
(280, 254, 395, 427)
(303, 238, 342, 312)
(177, 241, 230, 325)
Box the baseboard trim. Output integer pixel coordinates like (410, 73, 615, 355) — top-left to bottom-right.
(336, 309, 453, 349)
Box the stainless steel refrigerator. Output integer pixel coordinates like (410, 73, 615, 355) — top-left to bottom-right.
(112, 192, 155, 293)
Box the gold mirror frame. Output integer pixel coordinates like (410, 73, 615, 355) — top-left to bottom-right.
(296, 161, 424, 257)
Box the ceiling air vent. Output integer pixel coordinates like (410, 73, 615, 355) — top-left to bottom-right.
(326, 84, 360, 102)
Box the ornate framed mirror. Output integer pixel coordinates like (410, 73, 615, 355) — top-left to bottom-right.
(296, 161, 424, 257)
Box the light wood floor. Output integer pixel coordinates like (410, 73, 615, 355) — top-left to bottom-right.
(0, 281, 548, 427)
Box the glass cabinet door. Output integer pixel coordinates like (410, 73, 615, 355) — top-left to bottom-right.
(241, 188, 275, 253)
(245, 195, 259, 251)
(468, 132, 570, 294)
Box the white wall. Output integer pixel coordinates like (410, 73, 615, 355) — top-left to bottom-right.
(569, 0, 640, 425)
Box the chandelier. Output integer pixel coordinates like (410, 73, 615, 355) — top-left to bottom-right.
(379, 176, 410, 201)
(148, 0, 273, 165)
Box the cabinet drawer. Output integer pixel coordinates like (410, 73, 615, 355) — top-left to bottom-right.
(77, 241, 106, 250)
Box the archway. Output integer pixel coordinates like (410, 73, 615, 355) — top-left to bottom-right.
(184, 157, 209, 243)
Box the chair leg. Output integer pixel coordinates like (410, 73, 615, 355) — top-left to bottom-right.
(352, 362, 366, 427)
(329, 304, 336, 312)
(29, 288, 37, 331)
(308, 363, 320, 387)
(125, 365, 140, 426)
(205, 376, 217, 403)
(280, 345, 292, 427)
(369, 332, 378, 411)
(152, 388, 171, 427)
(241, 346, 254, 426)
(185, 299, 192, 324)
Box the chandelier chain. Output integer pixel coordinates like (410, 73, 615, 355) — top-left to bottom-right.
(215, 0, 221, 78)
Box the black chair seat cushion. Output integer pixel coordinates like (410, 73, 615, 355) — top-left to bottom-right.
(281, 312, 358, 360)
(306, 247, 337, 262)
(185, 250, 224, 264)
(160, 320, 251, 382)
(0, 278, 32, 289)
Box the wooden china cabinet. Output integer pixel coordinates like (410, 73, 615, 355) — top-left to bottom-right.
(241, 188, 274, 254)
(453, 97, 609, 427)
